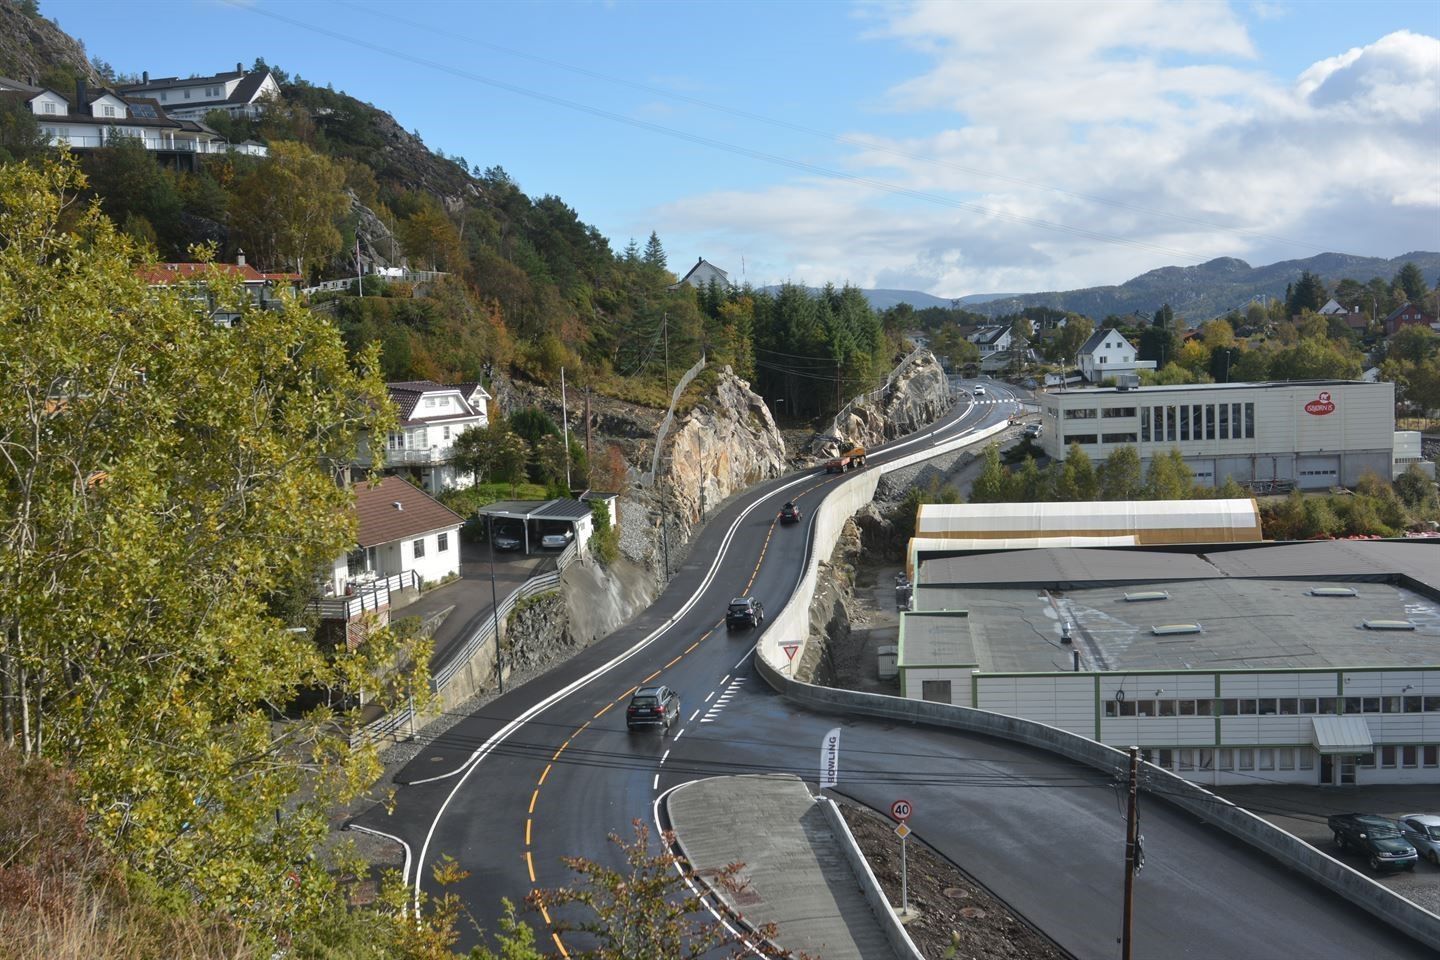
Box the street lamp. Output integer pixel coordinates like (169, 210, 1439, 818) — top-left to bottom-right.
(486, 512, 504, 694)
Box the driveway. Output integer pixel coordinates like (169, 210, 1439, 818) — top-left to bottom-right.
(394, 537, 550, 674)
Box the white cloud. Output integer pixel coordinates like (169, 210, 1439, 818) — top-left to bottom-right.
(656, 6, 1439, 299)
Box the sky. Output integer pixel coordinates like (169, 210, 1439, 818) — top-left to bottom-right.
(42, 0, 1440, 298)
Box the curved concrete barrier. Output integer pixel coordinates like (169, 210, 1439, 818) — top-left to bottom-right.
(751, 420, 1440, 951)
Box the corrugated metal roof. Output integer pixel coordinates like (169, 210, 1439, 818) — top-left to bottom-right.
(533, 499, 593, 522)
(1311, 717, 1374, 755)
(915, 499, 1260, 536)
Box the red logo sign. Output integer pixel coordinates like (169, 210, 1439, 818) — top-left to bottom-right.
(1304, 391, 1335, 416)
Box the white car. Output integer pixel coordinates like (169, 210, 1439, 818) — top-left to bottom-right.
(973, 385, 987, 396)
(540, 529, 574, 549)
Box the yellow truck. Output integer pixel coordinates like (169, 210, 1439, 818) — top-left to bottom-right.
(825, 446, 867, 473)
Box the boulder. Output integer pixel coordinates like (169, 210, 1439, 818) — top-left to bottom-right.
(816, 350, 952, 453)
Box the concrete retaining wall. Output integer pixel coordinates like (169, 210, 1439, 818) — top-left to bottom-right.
(816, 795, 924, 960)
(757, 619, 1440, 951)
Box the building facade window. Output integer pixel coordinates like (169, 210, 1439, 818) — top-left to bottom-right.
(412, 538, 426, 559)
(437, 532, 449, 553)
(1064, 408, 1098, 420)
(1066, 434, 1098, 445)
(1141, 408, 1151, 442)
(1103, 407, 1136, 418)
(1102, 432, 1137, 444)
(921, 680, 952, 703)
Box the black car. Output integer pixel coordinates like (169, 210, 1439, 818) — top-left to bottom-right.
(779, 501, 801, 524)
(726, 597, 765, 629)
(626, 685, 679, 732)
(1327, 813, 1418, 872)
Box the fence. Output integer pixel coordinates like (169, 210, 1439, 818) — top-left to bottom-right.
(301, 270, 448, 297)
(309, 570, 419, 621)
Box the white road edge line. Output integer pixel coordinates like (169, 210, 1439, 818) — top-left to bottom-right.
(409, 470, 815, 909)
(347, 824, 413, 892)
(689, 709, 701, 722)
(660, 749, 670, 765)
(705, 691, 714, 702)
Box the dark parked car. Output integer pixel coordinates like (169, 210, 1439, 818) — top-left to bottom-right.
(726, 597, 764, 630)
(1327, 813, 1418, 871)
(492, 526, 523, 551)
(779, 501, 801, 524)
(626, 684, 679, 732)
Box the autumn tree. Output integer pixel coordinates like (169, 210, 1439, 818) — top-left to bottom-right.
(0, 156, 430, 944)
(230, 140, 348, 276)
(399, 201, 463, 272)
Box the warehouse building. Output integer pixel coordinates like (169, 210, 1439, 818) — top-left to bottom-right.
(1037, 379, 1405, 489)
(897, 539, 1440, 786)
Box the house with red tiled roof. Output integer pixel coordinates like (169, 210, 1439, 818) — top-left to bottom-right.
(313, 477, 464, 643)
(138, 252, 301, 326)
(354, 380, 491, 494)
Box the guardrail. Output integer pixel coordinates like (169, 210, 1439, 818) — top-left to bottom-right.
(310, 570, 419, 620)
(750, 415, 1440, 952)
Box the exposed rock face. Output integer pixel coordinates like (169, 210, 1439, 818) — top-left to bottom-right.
(0, 5, 99, 88)
(817, 350, 952, 453)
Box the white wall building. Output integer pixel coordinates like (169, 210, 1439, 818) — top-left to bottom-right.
(897, 540, 1440, 787)
(117, 64, 281, 120)
(1039, 379, 1402, 489)
(355, 381, 490, 495)
(1075, 328, 1156, 382)
(968, 325, 1012, 357)
(669, 257, 732, 291)
(325, 476, 463, 597)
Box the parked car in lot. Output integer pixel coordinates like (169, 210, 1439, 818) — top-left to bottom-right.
(540, 528, 574, 549)
(726, 597, 764, 630)
(1327, 813, 1418, 871)
(492, 526, 523, 551)
(1398, 814, 1440, 865)
(626, 684, 679, 732)
(1024, 422, 1041, 439)
(779, 501, 801, 524)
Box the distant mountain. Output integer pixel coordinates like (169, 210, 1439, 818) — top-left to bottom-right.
(760, 286, 959, 311)
(967, 252, 1440, 321)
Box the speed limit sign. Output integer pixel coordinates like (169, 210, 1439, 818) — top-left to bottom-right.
(890, 799, 912, 822)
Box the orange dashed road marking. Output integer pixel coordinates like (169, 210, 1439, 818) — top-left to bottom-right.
(552, 932, 569, 956)
(539, 763, 552, 785)
(643, 670, 661, 683)
(593, 701, 615, 719)
(525, 818, 532, 845)
(526, 851, 535, 882)
(529, 789, 539, 814)
(552, 740, 570, 760)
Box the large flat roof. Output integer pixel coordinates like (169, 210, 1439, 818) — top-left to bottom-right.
(1043, 379, 1376, 398)
(910, 540, 1440, 673)
(915, 499, 1260, 538)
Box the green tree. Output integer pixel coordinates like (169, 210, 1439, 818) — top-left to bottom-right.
(930, 324, 981, 370)
(1152, 303, 1174, 328)
(642, 230, 668, 273)
(0, 96, 49, 163)
(1049, 316, 1094, 365)
(230, 140, 348, 276)
(1395, 463, 1440, 514)
(1396, 261, 1429, 303)
(1287, 271, 1327, 315)
(1387, 325, 1439, 364)
(1145, 448, 1194, 500)
(1058, 443, 1099, 501)
(969, 444, 1013, 503)
(1099, 445, 1143, 500)
(1268, 337, 1362, 380)
(1014, 456, 1048, 501)
(399, 202, 463, 272)
(0, 156, 430, 944)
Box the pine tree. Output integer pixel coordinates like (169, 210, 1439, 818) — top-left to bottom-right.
(642, 230, 667, 271)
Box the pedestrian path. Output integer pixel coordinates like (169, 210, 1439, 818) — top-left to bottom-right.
(667, 773, 904, 960)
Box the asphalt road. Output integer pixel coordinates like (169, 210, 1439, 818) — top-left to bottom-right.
(353, 381, 1432, 959)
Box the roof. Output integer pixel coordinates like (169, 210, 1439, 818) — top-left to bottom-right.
(118, 67, 247, 94)
(914, 499, 1261, 541)
(353, 476, 463, 549)
(1078, 326, 1124, 356)
(386, 381, 486, 423)
(898, 612, 979, 668)
(970, 325, 1010, 344)
(675, 257, 730, 286)
(136, 262, 301, 284)
(532, 499, 593, 522)
(1311, 717, 1374, 755)
(0, 76, 42, 94)
(1044, 378, 1377, 398)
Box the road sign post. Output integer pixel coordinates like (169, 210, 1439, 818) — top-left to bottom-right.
(782, 643, 799, 678)
(891, 800, 913, 916)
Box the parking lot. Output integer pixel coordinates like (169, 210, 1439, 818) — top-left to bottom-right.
(1218, 785, 1440, 914)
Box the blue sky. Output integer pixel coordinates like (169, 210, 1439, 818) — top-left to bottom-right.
(44, 0, 1440, 297)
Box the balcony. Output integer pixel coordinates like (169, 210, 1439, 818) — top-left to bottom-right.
(381, 445, 456, 466)
(309, 571, 418, 621)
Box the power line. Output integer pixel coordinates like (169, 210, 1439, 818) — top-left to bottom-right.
(339, 0, 1326, 256)
(229, 1, 1244, 265)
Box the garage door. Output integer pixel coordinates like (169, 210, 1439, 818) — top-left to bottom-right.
(1296, 455, 1339, 490)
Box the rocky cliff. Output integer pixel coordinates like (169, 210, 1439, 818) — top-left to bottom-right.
(619, 368, 786, 583)
(818, 349, 952, 454)
(0, 2, 99, 89)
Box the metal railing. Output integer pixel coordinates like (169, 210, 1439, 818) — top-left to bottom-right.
(308, 570, 419, 620)
(43, 132, 265, 156)
(300, 270, 448, 297)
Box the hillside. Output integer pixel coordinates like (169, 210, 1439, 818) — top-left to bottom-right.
(970, 251, 1440, 321)
(0, 2, 98, 90)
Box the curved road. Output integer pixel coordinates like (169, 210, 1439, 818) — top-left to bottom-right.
(356, 381, 1430, 959)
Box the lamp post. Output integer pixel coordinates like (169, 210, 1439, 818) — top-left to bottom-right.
(486, 513, 504, 694)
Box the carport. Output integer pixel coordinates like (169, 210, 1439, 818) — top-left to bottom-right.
(476, 498, 594, 554)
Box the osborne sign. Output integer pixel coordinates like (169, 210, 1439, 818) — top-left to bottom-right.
(1304, 391, 1336, 416)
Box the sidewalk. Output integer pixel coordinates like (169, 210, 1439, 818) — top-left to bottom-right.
(667, 774, 903, 960)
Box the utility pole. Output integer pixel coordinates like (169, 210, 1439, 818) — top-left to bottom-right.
(584, 386, 593, 474)
(487, 513, 504, 695)
(560, 366, 571, 491)
(1121, 745, 1140, 960)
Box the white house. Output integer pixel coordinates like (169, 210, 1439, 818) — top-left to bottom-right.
(968, 325, 1012, 357)
(0, 76, 261, 158)
(669, 257, 732, 291)
(356, 381, 491, 495)
(137, 252, 300, 326)
(117, 64, 281, 121)
(1076, 328, 1155, 382)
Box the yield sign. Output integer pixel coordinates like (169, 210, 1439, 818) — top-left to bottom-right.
(782, 643, 800, 661)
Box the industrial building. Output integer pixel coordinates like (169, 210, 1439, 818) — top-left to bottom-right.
(1037, 379, 1411, 489)
(897, 539, 1440, 786)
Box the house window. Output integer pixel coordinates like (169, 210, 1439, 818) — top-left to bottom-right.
(1244, 402, 1255, 438)
(442, 425, 451, 441)
(184, 89, 191, 99)
(102, 105, 116, 117)
(1380, 746, 1396, 768)
(412, 538, 426, 559)
(437, 532, 449, 552)
(425, 398, 437, 408)
(1401, 745, 1418, 768)
(921, 680, 952, 703)
(43, 101, 56, 114)
(346, 548, 367, 578)
(1219, 404, 1229, 439)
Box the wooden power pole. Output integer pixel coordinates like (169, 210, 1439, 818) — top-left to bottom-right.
(1121, 745, 1140, 960)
